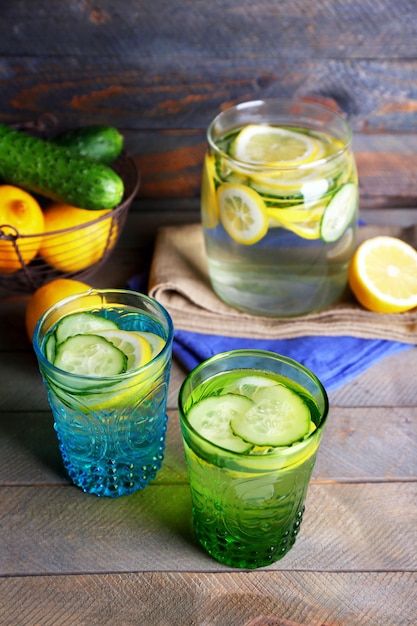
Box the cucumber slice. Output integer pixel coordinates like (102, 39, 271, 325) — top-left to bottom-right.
(53, 334, 127, 377)
(55, 312, 119, 344)
(320, 183, 357, 243)
(45, 334, 56, 363)
(224, 374, 278, 399)
(231, 383, 310, 446)
(187, 394, 254, 453)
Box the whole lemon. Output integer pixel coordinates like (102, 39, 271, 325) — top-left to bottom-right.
(25, 277, 91, 340)
(0, 185, 45, 274)
(39, 203, 118, 273)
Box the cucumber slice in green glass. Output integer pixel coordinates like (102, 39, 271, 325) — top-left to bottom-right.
(55, 312, 119, 344)
(187, 394, 254, 453)
(231, 383, 311, 447)
(53, 334, 127, 377)
(320, 183, 357, 243)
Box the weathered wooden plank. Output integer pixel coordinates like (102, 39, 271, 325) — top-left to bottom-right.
(313, 406, 417, 480)
(329, 347, 417, 407)
(1, 0, 416, 59)
(1, 58, 417, 132)
(0, 483, 415, 576)
(0, 570, 415, 626)
(0, 404, 415, 486)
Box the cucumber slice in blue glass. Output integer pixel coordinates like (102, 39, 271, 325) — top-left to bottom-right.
(55, 312, 119, 344)
(53, 334, 127, 377)
(44, 333, 56, 363)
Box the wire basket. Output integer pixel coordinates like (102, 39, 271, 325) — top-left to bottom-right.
(0, 120, 140, 297)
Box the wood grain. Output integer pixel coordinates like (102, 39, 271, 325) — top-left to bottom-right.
(1, 57, 417, 132)
(0, 483, 415, 576)
(1, 0, 417, 132)
(0, 570, 415, 626)
(1, 0, 416, 59)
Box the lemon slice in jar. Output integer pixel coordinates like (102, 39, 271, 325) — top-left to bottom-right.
(230, 124, 323, 166)
(217, 183, 269, 245)
(268, 212, 321, 240)
(201, 153, 219, 228)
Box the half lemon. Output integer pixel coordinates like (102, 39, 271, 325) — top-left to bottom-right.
(349, 236, 417, 313)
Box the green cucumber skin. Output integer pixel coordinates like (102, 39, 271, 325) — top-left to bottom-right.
(51, 125, 124, 164)
(0, 123, 124, 210)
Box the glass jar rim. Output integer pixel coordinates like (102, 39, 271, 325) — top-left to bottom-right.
(207, 98, 352, 171)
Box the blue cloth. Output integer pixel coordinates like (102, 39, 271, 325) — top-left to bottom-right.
(126, 272, 413, 392)
(173, 330, 412, 392)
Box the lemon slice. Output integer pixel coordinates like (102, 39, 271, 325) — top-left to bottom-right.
(230, 124, 322, 166)
(267, 201, 325, 224)
(136, 331, 166, 357)
(268, 211, 321, 240)
(217, 183, 268, 245)
(280, 219, 321, 240)
(95, 329, 153, 370)
(349, 236, 417, 313)
(201, 153, 219, 228)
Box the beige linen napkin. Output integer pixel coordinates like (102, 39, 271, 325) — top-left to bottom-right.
(148, 223, 417, 344)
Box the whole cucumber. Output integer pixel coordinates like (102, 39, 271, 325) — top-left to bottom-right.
(0, 123, 124, 210)
(51, 125, 124, 164)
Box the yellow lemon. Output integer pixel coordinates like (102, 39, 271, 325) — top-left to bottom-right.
(349, 236, 417, 313)
(25, 277, 91, 340)
(0, 185, 44, 274)
(39, 203, 118, 273)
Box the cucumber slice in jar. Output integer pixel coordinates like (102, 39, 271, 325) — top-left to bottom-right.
(187, 394, 254, 453)
(55, 312, 119, 344)
(231, 383, 311, 447)
(53, 334, 127, 377)
(320, 183, 357, 243)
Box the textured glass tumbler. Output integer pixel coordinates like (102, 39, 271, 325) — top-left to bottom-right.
(178, 350, 329, 568)
(33, 289, 174, 497)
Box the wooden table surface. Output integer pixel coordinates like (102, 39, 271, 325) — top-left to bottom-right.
(1, 1, 417, 621)
(1, 196, 416, 625)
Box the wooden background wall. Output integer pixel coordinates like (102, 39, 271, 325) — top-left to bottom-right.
(1, 0, 417, 214)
